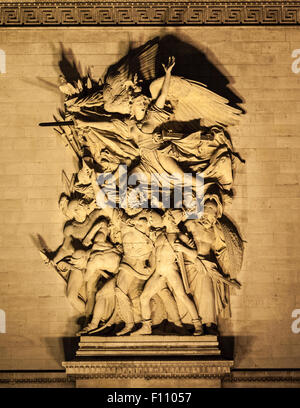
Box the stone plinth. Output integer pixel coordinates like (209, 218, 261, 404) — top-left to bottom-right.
(76, 335, 220, 357)
(63, 335, 232, 388)
(62, 359, 233, 388)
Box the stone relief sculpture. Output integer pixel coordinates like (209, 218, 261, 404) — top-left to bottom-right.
(38, 37, 244, 337)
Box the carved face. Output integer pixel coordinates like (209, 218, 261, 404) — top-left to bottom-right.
(135, 217, 148, 232)
(200, 201, 218, 228)
(197, 141, 214, 158)
(125, 207, 143, 216)
(99, 219, 109, 234)
(101, 159, 119, 173)
(78, 159, 93, 184)
(131, 96, 149, 121)
(68, 200, 87, 223)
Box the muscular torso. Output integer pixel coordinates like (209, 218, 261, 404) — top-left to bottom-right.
(186, 221, 215, 257)
(155, 233, 178, 275)
(122, 228, 154, 260)
(128, 121, 158, 151)
(127, 106, 168, 150)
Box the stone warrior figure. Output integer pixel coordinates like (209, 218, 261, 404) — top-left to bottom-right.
(40, 198, 103, 313)
(80, 208, 194, 336)
(132, 209, 203, 336)
(82, 217, 121, 321)
(74, 54, 241, 204)
(174, 194, 242, 335)
(38, 37, 244, 336)
(113, 210, 162, 336)
(75, 207, 125, 335)
(41, 194, 117, 316)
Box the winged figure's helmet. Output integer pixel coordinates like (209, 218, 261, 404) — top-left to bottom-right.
(201, 194, 223, 227)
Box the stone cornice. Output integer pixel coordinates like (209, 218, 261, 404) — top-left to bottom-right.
(0, 1, 299, 26)
(1, 369, 300, 384)
(62, 360, 234, 379)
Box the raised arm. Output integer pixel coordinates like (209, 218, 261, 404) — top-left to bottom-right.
(52, 236, 74, 264)
(63, 209, 102, 242)
(82, 221, 104, 246)
(155, 56, 175, 110)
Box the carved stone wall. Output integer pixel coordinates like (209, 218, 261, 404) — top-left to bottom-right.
(0, 25, 300, 371)
(0, 2, 300, 26)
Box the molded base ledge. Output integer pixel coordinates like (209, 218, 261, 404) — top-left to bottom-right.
(62, 360, 234, 388)
(76, 335, 220, 356)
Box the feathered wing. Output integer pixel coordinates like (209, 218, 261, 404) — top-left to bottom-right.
(218, 214, 244, 280)
(102, 38, 159, 110)
(150, 76, 242, 127)
(61, 38, 159, 114)
(104, 37, 159, 89)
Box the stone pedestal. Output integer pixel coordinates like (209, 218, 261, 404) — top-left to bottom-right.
(76, 335, 220, 356)
(63, 335, 233, 388)
(63, 359, 233, 388)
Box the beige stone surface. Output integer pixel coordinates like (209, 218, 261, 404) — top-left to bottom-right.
(0, 0, 284, 2)
(0, 26, 300, 370)
(0, 0, 282, 2)
(0, 371, 74, 388)
(76, 335, 220, 356)
(63, 359, 233, 388)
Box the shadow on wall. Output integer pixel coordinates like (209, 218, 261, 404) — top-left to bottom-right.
(44, 337, 70, 365)
(62, 337, 80, 361)
(219, 335, 257, 364)
(156, 35, 244, 111)
(44, 336, 80, 363)
(58, 34, 245, 113)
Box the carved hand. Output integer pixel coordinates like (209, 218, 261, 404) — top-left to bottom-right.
(162, 56, 175, 73)
(173, 243, 186, 253)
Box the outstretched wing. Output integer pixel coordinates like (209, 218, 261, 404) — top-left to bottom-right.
(219, 214, 244, 279)
(104, 37, 159, 96)
(64, 38, 159, 115)
(60, 73, 104, 112)
(150, 76, 242, 127)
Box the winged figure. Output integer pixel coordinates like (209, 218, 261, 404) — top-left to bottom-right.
(38, 37, 245, 337)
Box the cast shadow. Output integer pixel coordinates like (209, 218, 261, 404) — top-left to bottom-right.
(58, 43, 85, 84)
(156, 35, 244, 111)
(58, 34, 245, 114)
(62, 337, 80, 361)
(43, 337, 67, 365)
(219, 336, 235, 360)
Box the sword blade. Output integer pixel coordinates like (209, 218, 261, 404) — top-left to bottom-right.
(39, 120, 74, 127)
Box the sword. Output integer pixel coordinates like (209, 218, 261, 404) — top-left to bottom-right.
(168, 236, 191, 295)
(39, 120, 74, 127)
(162, 129, 184, 140)
(176, 251, 191, 295)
